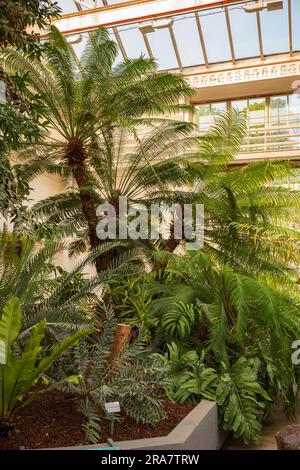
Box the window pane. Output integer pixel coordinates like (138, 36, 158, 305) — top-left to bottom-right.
(270, 96, 288, 126)
(292, 0, 300, 51)
(195, 102, 226, 131)
(147, 28, 178, 70)
(231, 100, 248, 112)
(200, 9, 231, 62)
(194, 104, 211, 131)
(248, 98, 266, 127)
(118, 24, 149, 58)
(172, 16, 204, 67)
(56, 0, 76, 13)
(211, 102, 227, 116)
(288, 94, 300, 125)
(248, 99, 266, 151)
(260, 0, 289, 54)
(75, 35, 89, 60)
(229, 7, 260, 59)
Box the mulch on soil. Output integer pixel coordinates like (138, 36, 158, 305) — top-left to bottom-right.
(0, 390, 196, 450)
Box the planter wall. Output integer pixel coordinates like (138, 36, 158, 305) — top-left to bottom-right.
(59, 400, 227, 451)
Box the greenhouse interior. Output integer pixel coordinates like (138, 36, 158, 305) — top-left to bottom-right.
(1, 0, 300, 454)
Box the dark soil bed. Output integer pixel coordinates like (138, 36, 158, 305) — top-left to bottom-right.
(0, 390, 196, 450)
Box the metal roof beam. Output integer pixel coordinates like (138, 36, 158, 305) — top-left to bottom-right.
(224, 7, 236, 65)
(288, 0, 293, 55)
(36, 1, 249, 37)
(168, 24, 183, 71)
(141, 31, 154, 59)
(100, 0, 128, 59)
(195, 12, 209, 68)
(256, 11, 264, 60)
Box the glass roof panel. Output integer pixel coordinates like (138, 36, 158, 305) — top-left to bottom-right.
(172, 15, 204, 67)
(52, 1, 296, 68)
(56, 1, 106, 14)
(72, 33, 89, 58)
(229, 6, 260, 59)
(147, 28, 179, 70)
(56, 0, 77, 13)
(260, 0, 289, 54)
(70, 30, 122, 66)
(104, 0, 128, 4)
(199, 8, 231, 63)
(118, 24, 149, 58)
(292, 0, 300, 51)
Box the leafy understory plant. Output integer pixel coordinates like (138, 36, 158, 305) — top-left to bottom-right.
(57, 309, 169, 444)
(155, 344, 271, 445)
(0, 297, 91, 436)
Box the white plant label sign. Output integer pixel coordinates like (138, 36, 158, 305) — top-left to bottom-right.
(104, 402, 121, 414)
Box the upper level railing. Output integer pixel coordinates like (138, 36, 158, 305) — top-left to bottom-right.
(240, 114, 300, 153)
(196, 113, 300, 155)
(119, 113, 300, 164)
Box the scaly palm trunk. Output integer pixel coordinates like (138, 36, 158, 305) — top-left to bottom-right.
(66, 139, 108, 274)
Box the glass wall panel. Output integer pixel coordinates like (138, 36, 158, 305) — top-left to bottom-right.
(211, 102, 227, 116)
(270, 96, 288, 126)
(195, 94, 300, 152)
(194, 104, 211, 131)
(288, 94, 300, 125)
(248, 98, 266, 151)
(231, 100, 247, 113)
(248, 98, 266, 127)
(195, 102, 227, 131)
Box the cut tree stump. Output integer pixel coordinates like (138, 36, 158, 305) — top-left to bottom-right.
(275, 425, 300, 450)
(108, 323, 131, 363)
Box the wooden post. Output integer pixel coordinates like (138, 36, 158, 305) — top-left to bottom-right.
(109, 323, 131, 363)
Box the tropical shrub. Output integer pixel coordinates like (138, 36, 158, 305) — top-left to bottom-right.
(147, 250, 300, 426)
(107, 275, 157, 342)
(149, 251, 300, 358)
(0, 0, 60, 51)
(190, 120, 300, 282)
(155, 344, 270, 444)
(55, 308, 169, 444)
(0, 230, 143, 335)
(0, 297, 91, 435)
(0, 0, 59, 221)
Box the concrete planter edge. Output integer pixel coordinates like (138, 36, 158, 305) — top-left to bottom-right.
(54, 400, 227, 451)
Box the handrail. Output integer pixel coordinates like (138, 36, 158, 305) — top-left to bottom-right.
(198, 113, 300, 153)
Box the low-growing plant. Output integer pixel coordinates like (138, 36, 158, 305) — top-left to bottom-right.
(0, 230, 141, 335)
(0, 297, 91, 436)
(107, 275, 157, 342)
(155, 345, 271, 444)
(56, 308, 169, 444)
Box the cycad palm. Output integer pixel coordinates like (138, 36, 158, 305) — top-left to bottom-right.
(31, 120, 197, 260)
(188, 113, 300, 282)
(0, 26, 194, 271)
(148, 250, 300, 405)
(0, 228, 142, 334)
